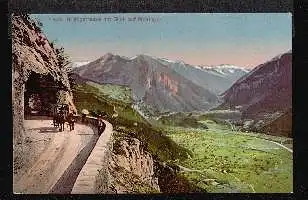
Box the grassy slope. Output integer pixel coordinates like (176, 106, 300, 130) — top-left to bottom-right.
(157, 112, 208, 129)
(72, 81, 144, 123)
(72, 81, 191, 162)
(162, 120, 293, 193)
(87, 82, 133, 104)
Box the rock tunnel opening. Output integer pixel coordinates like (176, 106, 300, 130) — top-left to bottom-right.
(24, 72, 68, 118)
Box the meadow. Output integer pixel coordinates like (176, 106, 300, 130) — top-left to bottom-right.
(163, 120, 293, 193)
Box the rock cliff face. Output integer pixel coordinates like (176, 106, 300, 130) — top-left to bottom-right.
(108, 137, 160, 193)
(105, 130, 202, 193)
(12, 14, 76, 145)
(73, 53, 219, 115)
(219, 51, 292, 119)
(217, 51, 292, 137)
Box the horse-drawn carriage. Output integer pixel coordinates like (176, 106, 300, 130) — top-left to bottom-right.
(52, 104, 74, 131)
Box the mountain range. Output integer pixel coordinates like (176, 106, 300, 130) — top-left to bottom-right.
(156, 58, 249, 95)
(73, 53, 233, 115)
(72, 50, 292, 137)
(73, 55, 249, 95)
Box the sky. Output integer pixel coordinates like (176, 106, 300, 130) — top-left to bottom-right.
(31, 13, 292, 68)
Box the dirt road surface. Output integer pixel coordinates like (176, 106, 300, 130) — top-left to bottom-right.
(13, 119, 97, 194)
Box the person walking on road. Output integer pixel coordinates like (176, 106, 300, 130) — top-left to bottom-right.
(97, 114, 105, 136)
(67, 112, 75, 131)
(81, 109, 89, 124)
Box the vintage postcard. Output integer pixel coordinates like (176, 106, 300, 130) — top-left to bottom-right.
(12, 13, 292, 194)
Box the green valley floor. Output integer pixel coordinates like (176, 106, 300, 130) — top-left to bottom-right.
(162, 120, 293, 193)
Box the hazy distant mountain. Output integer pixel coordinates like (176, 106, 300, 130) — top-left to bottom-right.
(157, 58, 249, 94)
(70, 61, 91, 69)
(201, 64, 250, 82)
(216, 50, 292, 136)
(73, 53, 220, 115)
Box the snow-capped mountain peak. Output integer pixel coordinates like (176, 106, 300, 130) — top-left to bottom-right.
(128, 55, 138, 60)
(202, 64, 250, 72)
(159, 57, 176, 63)
(71, 61, 91, 68)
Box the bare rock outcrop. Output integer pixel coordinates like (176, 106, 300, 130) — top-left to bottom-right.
(108, 137, 160, 193)
(12, 14, 76, 145)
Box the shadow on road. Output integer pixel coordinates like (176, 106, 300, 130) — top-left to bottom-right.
(25, 116, 53, 120)
(49, 134, 99, 194)
(30, 127, 59, 133)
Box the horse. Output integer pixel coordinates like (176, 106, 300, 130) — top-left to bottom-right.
(66, 113, 75, 131)
(57, 111, 66, 132)
(53, 114, 62, 127)
(53, 114, 59, 127)
(52, 104, 71, 132)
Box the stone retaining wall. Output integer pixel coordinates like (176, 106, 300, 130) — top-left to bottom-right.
(71, 116, 113, 194)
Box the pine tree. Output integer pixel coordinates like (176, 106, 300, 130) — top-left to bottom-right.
(53, 45, 75, 88)
(55, 47, 70, 69)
